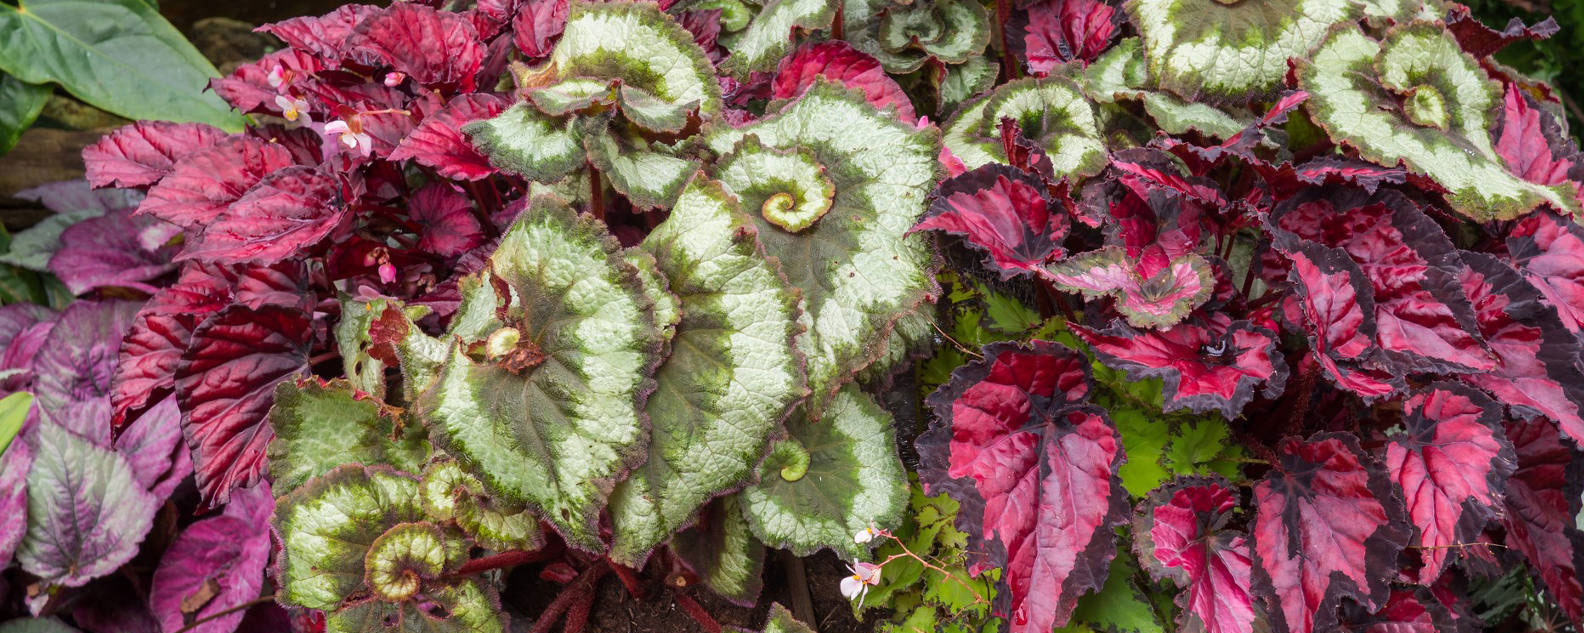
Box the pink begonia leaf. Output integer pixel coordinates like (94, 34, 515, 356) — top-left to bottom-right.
(256, 4, 380, 62)
(138, 137, 296, 229)
(1456, 252, 1584, 445)
(1499, 417, 1584, 625)
(1495, 86, 1579, 187)
(410, 182, 485, 257)
(30, 300, 142, 440)
(1012, 0, 1118, 74)
(1384, 383, 1515, 583)
(1337, 588, 1463, 633)
(209, 49, 322, 115)
(113, 396, 191, 501)
(82, 121, 229, 189)
(513, 0, 570, 58)
(48, 209, 179, 295)
(1, 321, 54, 395)
(150, 482, 273, 633)
(0, 438, 32, 565)
(771, 41, 916, 123)
(915, 164, 1071, 278)
(1132, 477, 1262, 633)
(1507, 208, 1584, 333)
(1043, 246, 1215, 329)
(176, 305, 311, 506)
(917, 341, 1128, 633)
(111, 311, 194, 432)
(180, 167, 349, 265)
(1274, 235, 1403, 401)
(1271, 188, 1493, 374)
(1250, 434, 1411, 633)
(388, 93, 508, 181)
(1074, 315, 1286, 419)
(346, 3, 485, 91)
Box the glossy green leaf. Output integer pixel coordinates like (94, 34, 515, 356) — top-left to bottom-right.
(267, 378, 429, 493)
(0, 74, 48, 155)
(0, 392, 31, 456)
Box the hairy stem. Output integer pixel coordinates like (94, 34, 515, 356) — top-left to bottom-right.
(532, 562, 610, 633)
(674, 590, 722, 633)
(173, 595, 278, 633)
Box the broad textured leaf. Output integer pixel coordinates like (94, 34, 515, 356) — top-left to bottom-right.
(465, 102, 584, 183)
(47, 209, 178, 295)
(0, 209, 105, 272)
(389, 94, 508, 181)
(149, 482, 272, 633)
(1336, 588, 1462, 633)
(771, 40, 916, 123)
(346, 3, 484, 91)
(274, 464, 424, 610)
(512, 0, 569, 57)
(740, 385, 908, 559)
(410, 183, 485, 258)
(1456, 252, 1584, 444)
(1013, 0, 1118, 74)
(917, 341, 1128, 633)
(1494, 85, 1580, 193)
(1385, 383, 1514, 583)
(327, 581, 505, 633)
(845, 0, 991, 73)
(82, 121, 229, 189)
(1507, 209, 1584, 333)
(268, 378, 428, 493)
(113, 396, 188, 500)
(719, 0, 835, 77)
(550, 2, 722, 121)
(915, 164, 1070, 278)
(181, 166, 348, 265)
(0, 426, 31, 564)
(176, 304, 311, 506)
(1124, 0, 1353, 103)
(607, 177, 803, 565)
(1250, 434, 1411, 633)
(670, 496, 765, 606)
(255, 4, 376, 60)
(944, 78, 1106, 179)
(111, 309, 194, 428)
(581, 119, 696, 209)
(1300, 25, 1580, 221)
(1043, 246, 1215, 329)
(733, 603, 814, 633)
(705, 81, 936, 413)
(1074, 316, 1286, 419)
(0, 74, 49, 156)
(1276, 236, 1401, 401)
(0, 0, 243, 130)
(31, 300, 140, 436)
(18, 422, 158, 587)
(138, 137, 296, 229)
(1133, 477, 1261, 633)
(1499, 418, 1584, 624)
(418, 195, 661, 551)
(419, 459, 543, 552)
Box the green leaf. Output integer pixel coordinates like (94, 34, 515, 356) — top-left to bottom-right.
(706, 81, 938, 415)
(18, 422, 157, 587)
(944, 78, 1108, 180)
(623, 248, 681, 349)
(466, 102, 585, 183)
(275, 465, 425, 610)
(1082, 38, 1150, 103)
(418, 195, 661, 551)
(740, 385, 908, 559)
(583, 118, 696, 209)
(552, 2, 723, 122)
(718, 0, 837, 77)
(334, 295, 432, 398)
(738, 604, 817, 633)
(1054, 552, 1165, 633)
(363, 522, 468, 602)
(0, 0, 241, 130)
(939, 55, 998, 114)
(1109, 407, 1172, 498)
(714, 136, 835, 233)
(1162, 416, 1244, 481)
(1124, 0, 1355, 103)
(0, 73, 48, 155)
(327, 581, 506, 633)
(0, 209, 103, 271)
(420, 459, 544, 552)
(669, 496, 766, 605)
(608, 177, 805, 565)
(267, 378, 429, 493)
(0, 392, 31, 456)
(1301, 24, 1581, 220)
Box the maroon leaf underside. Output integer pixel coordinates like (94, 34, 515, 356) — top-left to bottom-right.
(1250, 434, 1412, 633)
(1275, 235, 1403, 401)
(179, 166, 349, 265)
(1337, 588, 1463, 633)
(388, 93, 508, 181)
(175, 305, 312, 506)
(1074, 317, 1286, 419)
(1499, 417, 1584, 625)
(916, 163, 1069, 278)
(1384, 383, 1515, 583)
(1133, 477, 1261, 633)
(771, 40, 917, 123)
(917, 341, 1128, 633)
(82, 121, 230, 189)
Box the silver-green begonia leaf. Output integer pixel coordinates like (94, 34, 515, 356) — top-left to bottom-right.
(718, 0, 837, 78)
(267, 378, 429, 493)
(944, 78, 1108, 179)
(17, 422, 156, 587)
(465, 102, 584, 183)
(420, 459, 545, 552)
(845, 0, 990, 74)
(328, 582, 505, 633)
(582, 117, 697, 209)
(607, 176, 805, 566)
(363, 522, 468, 602)
(938, 55, 999, 115)
(669, 496, 766, 606)
(275, 464, 425, 610)
(551, 1, 723, 122)
(739, 385, 908, 559)
(1080, 38, 1249, 141)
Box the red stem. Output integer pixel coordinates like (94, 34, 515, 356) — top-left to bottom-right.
(610, 563, 646, 600)
(563, 581, 596, 633)
(450, 548, 554, 578)
(532, 562, 610, 633)
(673, 591, 721, 633)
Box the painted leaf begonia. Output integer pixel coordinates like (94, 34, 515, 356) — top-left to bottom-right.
(344, 2, 485, 92)
(30, 300, 140, 433)
(136, 136, 295, 229)
(1011, 0, 1119, 74)
(915, 163, 1072, 278)
(0, 430, 32, 565)
(1133, 477, 1262, 633)
(1507, 208, 1584, 334)
(1074, 316, 1286, 419)
(843, 0, 991, 74)
(1276, 236, 1403, 401)
(112, 396, 189, 501)
(669, 496, 766, 606)
(47, 208, 178, 296)
(388, 94, 509, 182)
(717, 0, 836, 77)
(1043, 246, 1216, 329)
(917, 341, 1127, 633)
(944, 77, 1106, 179)
(1499, 418, 1584, 623)
(267, 378, 428, 493)
(770, 40, 916, 123)
(419, 459, 544, 552)
(179, 166, 349, 265)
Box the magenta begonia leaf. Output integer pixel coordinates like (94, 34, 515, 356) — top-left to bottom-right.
(150, 482, 273, 633)
(1336, 588, 1462, 633)
(771, 41, 917, 123)
(179, 166, 349, 265)
(1250, 434, 1411, 633)
(113, 396, 190, 502)
(48, 209, 179, 296)
(1011, 0, 1119, 75)
(82, 121, 230, 190)
(1133, 476, 1263, 633)
(137, 137, 296, 229)
(409, 182, 485, 258)
(388, 94, 508, 181)
(1499, 418, 1584, 624)
(1074, 315, 1286, 419)
(916, 164, 1072, 278)
(512, 0, 570, 58)
(0, 437, 32, 565)
(30, 300, 142, 437)
(917, 341, 1127, 633)
(256, 4, 379, 61)
(1043, 246, 1215, 329)
(1274, 236, 1402, 401)
(1507, 208, 1584, 334)
(346, 2, 485, 92)
(1385, 383, 1515, 583)
(111, 310, 195, 430)
(1494, 85, 1581, 194)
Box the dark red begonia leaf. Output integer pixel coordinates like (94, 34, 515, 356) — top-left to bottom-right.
(1507, 208, 1584, 333)
(1011, 0, 1118, 74)
(772, 41, 917, 123)
(1456, 252, 1584, 444)
(918, 341, 1128, 633)
(1283, 158, 1408, 195)
(389, 93, 508, 181)
(347, 3, 485, 91)
(209, 49, 323, 115)
(1337, 588, 1462, 633)
(410, 182, 485, 258)
(114, 396, 190, 501)
(82, 121, 229, 189)
(111, 310, 194, 431)
(150, 482, 273, 633)
(175, 305, 311, 506)
(138, 137, 296, 229)
(1271, 188, 1493, 374)
(513, 0, 570, 58)
(180, 167, 348, 265)
(48, 210, 179, 295)
(1074, 315, 1286, 419)
(1275, 236, 1402, 401)
(1385, 383, 1515, 583)
(1499, 417, 1584, 624)
(1250, 434, 1412, 633)
(1133, 477, 1262, 633)
(915, 164, 1071, 278)
(256, 4, 379, 61)
(1446, 4, 1560, 58)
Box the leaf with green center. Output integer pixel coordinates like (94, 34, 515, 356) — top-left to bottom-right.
(363, 522, 467, 602)
(705, 81, 937, 414)
(417, 195, 661, 551)
(1300, 24, 1581, 221)
(275, 464, 425, 610)
(465, 102, 584, 183)
(607, 177, 805, 566)
(714, 136, 835, 233)
(740, 385, 909, 559)
(420, 459, 544, 552)
(267, 378, 429, 493)
(944, 78, 1107, 180)
(17, 422, 156, 588)
(1124, 0, 1354, 103)
(1077, 38, 1249, 140)
(550, 2, 722, 123)
(529, 78, 617, 117)
(623, 249, 681, 348)
(582, 118, 697, 209)
(845, 0, 991, 74)
(328, 581, 505, 633)
(669, 496, 766, 606)
(718, 0, 837, 78)
(1082, 38, 1149, 103)
(1042, 247, 1215, 329)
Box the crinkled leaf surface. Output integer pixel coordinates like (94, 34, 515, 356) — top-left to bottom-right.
(550, 1, 722, 123)
(845, 0, 990, 73)
(47, 209, 178, 295)
(1044, 246, 1215, 329)
(149, 483, 272, 633)
(390, 94, 508, 182)
(274, 464, 424, 610)
(346, 3, 484, 91)
(740, 385, 908, 559)
(581, 119, 696, 209)
(944, 78, 1106, 179)
(113, 395, 188, 501)
(1499, 418, 1584, 623)
(608, 178, 803, 565)
(719, 0, 835, 77)
(420, 459, 543, 552)
(705, 81, 936, 413)
(268, 378, 428, 493)
(18, 422, 157, 587)
(1014, 0, 1118, 74)
(915, 164, 1070, 279)
(670, 496, 765, 607)
(83, 121, 229, 189)
(327, 581, 505, 633)
(1075, 317, 1286, 419)
(1133, 477, 1261, 633)
(418, 195, 660, 551)
(465, 102, 584, 183)
(138, 136, 295, 229)
(0, 424, 32, 565)
(180, 166, 348, 265)
(31, 300, 140, 434)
